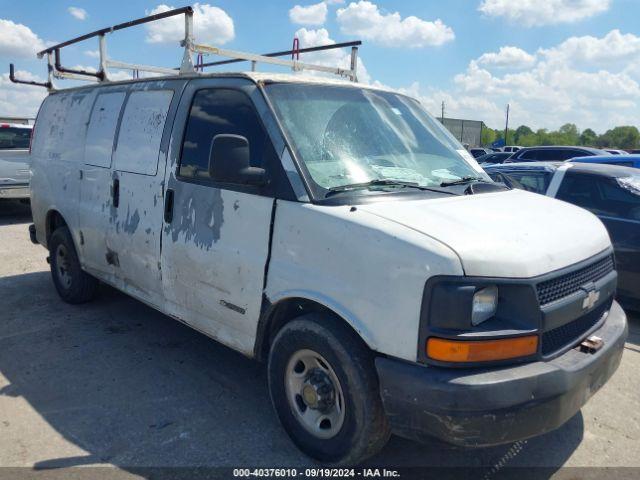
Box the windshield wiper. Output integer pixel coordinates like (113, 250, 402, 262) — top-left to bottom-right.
(325, 179, 420, 196)
(440, 176, 486, 187)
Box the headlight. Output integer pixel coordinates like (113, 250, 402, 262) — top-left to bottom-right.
(471, 286, 498, 325)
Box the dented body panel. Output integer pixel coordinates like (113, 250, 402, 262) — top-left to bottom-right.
(265, 200, 462, 361)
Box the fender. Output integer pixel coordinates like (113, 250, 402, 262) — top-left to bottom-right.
(264, 289, 379, 352)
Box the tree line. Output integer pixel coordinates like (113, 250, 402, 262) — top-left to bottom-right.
(481, 124, 640, 150)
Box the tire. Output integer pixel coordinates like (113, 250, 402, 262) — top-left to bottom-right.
(268, 313, 390, 465)
(49, 226, 98, 304)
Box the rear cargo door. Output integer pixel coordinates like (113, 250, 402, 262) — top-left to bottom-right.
(79, 90, 126, 276)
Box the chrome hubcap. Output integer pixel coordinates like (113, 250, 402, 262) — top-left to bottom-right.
(285, 349, 345, 439)
(55, 244, 72, 289)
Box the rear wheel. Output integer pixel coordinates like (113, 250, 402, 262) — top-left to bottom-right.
(268, 313, 390, 465)
(49, 226, 98, 304)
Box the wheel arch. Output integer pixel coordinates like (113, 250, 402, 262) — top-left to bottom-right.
(255, 291, 377, 362)
(45, 209, 69, 247)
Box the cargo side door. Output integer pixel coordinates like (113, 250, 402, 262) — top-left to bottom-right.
(107, 84, 182, 306)
(79, 90, 126, 277)
(160, 79, 278, 355)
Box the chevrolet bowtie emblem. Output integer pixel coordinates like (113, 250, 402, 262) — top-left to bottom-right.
(582, 290, 600, 310)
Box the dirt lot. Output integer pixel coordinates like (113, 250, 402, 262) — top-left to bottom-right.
(1, 199, 639, 475)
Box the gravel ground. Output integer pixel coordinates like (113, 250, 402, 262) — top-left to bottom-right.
(0, 199, 638, 477)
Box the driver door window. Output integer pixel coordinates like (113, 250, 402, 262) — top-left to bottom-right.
(178, 88, 268, 182)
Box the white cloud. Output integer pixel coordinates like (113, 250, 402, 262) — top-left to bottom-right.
(478, 0, 611, 27)
(84, 50, 100, 58)
(294, 28, 370, 83)
(145, 3, 234, 45)
(289, 2, 328, 26)
(0, 70, 47, 118)
(406, 30, 640, 131)
(336, 1, 454, 48)
(539, 29, 640, 69)
(0, 19, 46, 58)
(68, 7, 88, 20)
(477, 46, 536, 69)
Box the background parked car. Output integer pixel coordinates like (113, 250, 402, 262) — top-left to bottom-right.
(502, 146, 522, 153)
(0, 123, 32, 200)
(469, 147, 493, 158)
(476, 152, 513, 164)
(569, 155, 640, 169)
(506, 146, 610, 163)
(605, 149, 629, 155)
(486, 162, 640, 311)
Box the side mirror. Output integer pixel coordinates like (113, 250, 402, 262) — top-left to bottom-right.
(209, 134, 266, 186)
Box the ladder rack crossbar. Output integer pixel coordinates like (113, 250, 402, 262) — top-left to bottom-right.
(105, 59, 178, 75)
(198, 41, 362, 68)
(193, 44, 358, 80)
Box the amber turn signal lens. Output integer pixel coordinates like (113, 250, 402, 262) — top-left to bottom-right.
(427, 336, 538, 363)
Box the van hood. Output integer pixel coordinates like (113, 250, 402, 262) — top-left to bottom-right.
(358, 189, 611, 278)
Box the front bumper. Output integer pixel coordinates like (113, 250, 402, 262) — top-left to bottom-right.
(376, 301, 627, 447)
(0, 184, 30, 199)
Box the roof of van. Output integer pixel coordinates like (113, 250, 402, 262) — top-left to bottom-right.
(48, 71, 397, 95)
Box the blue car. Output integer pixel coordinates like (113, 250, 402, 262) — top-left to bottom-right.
(569, 155, 640, 169)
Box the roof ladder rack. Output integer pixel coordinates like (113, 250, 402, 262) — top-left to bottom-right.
(8, 5, 361, 90)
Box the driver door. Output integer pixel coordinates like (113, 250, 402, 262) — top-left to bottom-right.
(160, 79, 277, 355)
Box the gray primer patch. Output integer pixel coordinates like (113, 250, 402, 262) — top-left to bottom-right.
(122, 206, 141, 234)
(165, 179, 224, 250)
(106, 249, 120, 267)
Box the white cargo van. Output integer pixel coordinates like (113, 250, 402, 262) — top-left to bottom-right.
(23, 7, 627, 465)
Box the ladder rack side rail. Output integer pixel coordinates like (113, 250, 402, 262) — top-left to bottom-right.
(37, 6, 194, 56)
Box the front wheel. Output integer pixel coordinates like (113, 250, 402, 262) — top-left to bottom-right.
(268, 313, 390, 465)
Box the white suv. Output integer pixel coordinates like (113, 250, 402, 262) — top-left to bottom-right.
(29, 73, 627, 464)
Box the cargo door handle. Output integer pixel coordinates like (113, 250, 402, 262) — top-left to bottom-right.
(164, 188, 174, 223)
(112, 178, 120, 208)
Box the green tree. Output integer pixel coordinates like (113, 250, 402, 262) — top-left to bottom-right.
(481, 126, 497, 147)
(514, 125, 533, 143)
(580, 128, 598, 146)
(558, 123, 580, 145)
(604, 126, 640, 150)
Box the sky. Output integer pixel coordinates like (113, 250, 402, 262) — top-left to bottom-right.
(1, 0, 639, 132)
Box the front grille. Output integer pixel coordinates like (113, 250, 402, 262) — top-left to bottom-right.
(536, 255, 614, 306)
(541, 299, 611, 356)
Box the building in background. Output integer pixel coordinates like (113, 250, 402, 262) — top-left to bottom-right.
(439, 117, 485, 148)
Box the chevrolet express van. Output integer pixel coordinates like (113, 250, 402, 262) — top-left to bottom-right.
(29, 73, 627, 464)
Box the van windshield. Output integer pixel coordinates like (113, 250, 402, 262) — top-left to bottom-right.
(265, 84, 487, 194)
